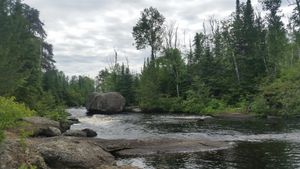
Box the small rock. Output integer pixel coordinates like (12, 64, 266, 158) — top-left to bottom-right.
(82, 128, 97, 137)
(67, 117, 80, 124)
(37, 127, 61, 137)
(63, 130, 87, 137)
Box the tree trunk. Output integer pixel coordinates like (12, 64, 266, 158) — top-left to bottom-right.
(232, 51, 240, 84)
(176, 84, 180, 98)
(151, 47, 155, 61)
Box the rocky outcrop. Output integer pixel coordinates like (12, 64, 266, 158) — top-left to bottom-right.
(22, 117, 61, 129)
(21, 117, 62, 137)
(35, 137, 115, 169)
(86, 92, 126, 114)
(0, 139, 49, 169)
(1, 132, 232, 169)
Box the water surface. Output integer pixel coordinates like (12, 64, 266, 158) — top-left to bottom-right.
(68, 108, 300, 169)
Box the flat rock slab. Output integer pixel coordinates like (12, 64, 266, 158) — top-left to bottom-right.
(115, 140, 229, 157)
(94, 138, 232, 157)
(27, 136, 231, 168)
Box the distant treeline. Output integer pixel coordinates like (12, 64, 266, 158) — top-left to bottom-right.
(1, 0, 300, 117)
(0, 0, 95, 117)
(98, 0, 300, 116)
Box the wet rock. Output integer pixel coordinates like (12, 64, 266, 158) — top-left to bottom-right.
(63, 130, 87, 137)
(86, 92, 126, 114)
(215, 113, 255, 120)
(82, 128, 97, 137)
(36, 137, 115, 169)
(115, 139, 229, 157)
(59, 117, 80, 133)
(59, 121, 72, 133)
(95, 138, 232, 157)
(97, 165, 140, 169)
(125, 106, 142, 113)
(63, 129, 97, 138)
(67, 117, 80, 124)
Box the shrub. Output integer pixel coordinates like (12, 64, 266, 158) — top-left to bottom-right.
(252, 62, 300, 116)
(34, 92, 68, 122)
(158, 96, 183, 112)
(0, 97, 35, 142)
(203, 99, 226, 114)
(0, 97, 35, 129)
(182, 90, 206, 113)
(0, 130, 4, 143)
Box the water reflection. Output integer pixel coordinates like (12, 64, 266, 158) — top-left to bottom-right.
(119, 141, 300, 169)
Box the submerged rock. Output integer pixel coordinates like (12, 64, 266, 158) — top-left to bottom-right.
(86, 92, 126, 114)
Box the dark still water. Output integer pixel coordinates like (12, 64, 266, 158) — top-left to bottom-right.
(67, 108, 300, 169)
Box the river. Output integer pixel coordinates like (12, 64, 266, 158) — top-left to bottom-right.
(67, 108, 300, 169)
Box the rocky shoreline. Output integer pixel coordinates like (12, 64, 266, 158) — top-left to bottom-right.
(0, 116, 232, 169)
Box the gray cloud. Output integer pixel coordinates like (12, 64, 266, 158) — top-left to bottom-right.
(24, 0, 292, 77)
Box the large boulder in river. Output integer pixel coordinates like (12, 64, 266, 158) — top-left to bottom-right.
(86, 92, 126, 114)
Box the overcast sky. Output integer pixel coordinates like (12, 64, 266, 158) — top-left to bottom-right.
(23, 0, 292, 78)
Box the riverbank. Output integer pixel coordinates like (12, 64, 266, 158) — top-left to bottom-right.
(0, 116, 232, 169)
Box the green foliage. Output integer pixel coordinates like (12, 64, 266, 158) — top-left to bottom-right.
(18, 164, 37, 169)
(0, 130, 4, 143)
(156, 96, 183, 113)
(182, 90, 206, 113)
(0, 97, 35, 129)
(133, 7, 165, 59)
(33, 92, 68, 122)
(251, 96, 269, 116)
(97, 61, 137, 106)
(0, 97, 35, 142)
(252, 62, 300, 116)
(66, 75, 95, 106)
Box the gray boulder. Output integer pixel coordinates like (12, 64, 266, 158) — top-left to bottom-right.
(38, 127, 61, 137)
(21, 117, 62, 137)
(22, 117, 60, 128)
(36, 137, 115, 169)
(86, 92, 126, 114)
